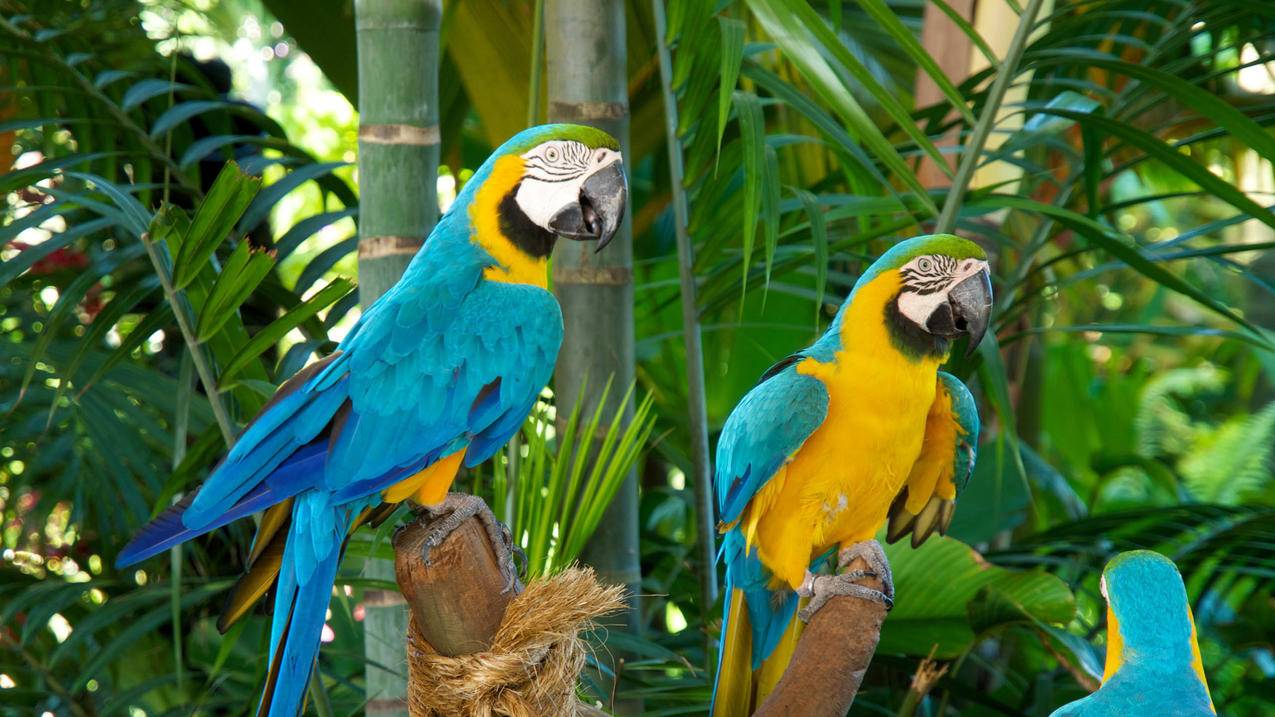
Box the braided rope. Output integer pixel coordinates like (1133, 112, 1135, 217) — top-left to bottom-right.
(406, 566, 624, 717)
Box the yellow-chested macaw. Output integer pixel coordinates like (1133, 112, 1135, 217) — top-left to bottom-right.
(1050, 550, 1214, 717)
(710, 234, 992, 715)
(116, 124, 627, 717)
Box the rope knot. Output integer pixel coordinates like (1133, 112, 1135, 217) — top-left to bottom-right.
(406, 566, 624, 717)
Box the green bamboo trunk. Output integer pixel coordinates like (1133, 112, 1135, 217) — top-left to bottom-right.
(354, 1, 441, 715)
(545, 1, 641, 710)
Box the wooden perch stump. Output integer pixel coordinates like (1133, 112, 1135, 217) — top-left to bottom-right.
(754, 555, 889, 716)
(391, 497, 619, 717)
(393, 515, 512, 656)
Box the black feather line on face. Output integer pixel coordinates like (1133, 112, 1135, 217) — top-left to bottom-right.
(498, 181, 557, 258)
(885, 291, 949, 360)
(900, 255, 957, 295)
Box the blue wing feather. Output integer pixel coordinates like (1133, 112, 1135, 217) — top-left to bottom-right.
(715, 361, 829, 525)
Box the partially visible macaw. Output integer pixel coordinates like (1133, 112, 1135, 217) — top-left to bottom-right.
(116, 124, 628, 717)
(710, 234, 992, 716)
(1050, 551, 1214, 717)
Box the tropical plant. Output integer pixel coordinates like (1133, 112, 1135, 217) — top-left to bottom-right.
(3, 0, 1275, 715)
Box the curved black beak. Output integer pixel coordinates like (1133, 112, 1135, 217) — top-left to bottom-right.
(925, 268, 993, 356)
(547, 159, 627, 252)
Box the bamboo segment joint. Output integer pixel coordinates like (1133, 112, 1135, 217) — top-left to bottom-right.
(359, 123, 441, 147)
(552, 265, 632, 286)
(548, 100, 628, 121)
(359, 236, 424, 259)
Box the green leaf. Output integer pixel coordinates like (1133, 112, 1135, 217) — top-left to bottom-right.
(64, 172, 152, 237)
(1044, 108, 1275, 232)
(219, 278, 354, 381)
(735, 91, 764, 286)
(195, 240, 277, 340)
(792, 187, 828, 322)
(237, 160, 349, 234)
(148, 99, 242, 139)
(760, 144, 780, 289)
(744, 0, 939, 216)
(879, 536, 1075, 658)
(121, 78, 191, 111)
(1035, 49, 1275, 166)
(974, 194, 1270, 342)
(172, 162, 262, 290)
(716, 16, 746, 158)
(855, 0, 977, 126)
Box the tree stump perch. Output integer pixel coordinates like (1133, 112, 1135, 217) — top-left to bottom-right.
(754, 555, 889, 716)
(394, 515, 512, 656)
(391, 497, 621, 716)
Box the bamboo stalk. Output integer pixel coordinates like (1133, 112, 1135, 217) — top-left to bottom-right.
(544, 2, 641, 711)
(651, 0, 718, 651)
(355, 2, 442, 716)
(934, 0, 1048, 234)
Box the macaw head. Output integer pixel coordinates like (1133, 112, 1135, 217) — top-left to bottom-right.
(1100, 550, 1211, 702)
(852, 234, 993, 359)
(464, 123, 626, 260)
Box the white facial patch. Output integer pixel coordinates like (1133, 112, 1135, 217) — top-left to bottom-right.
(1100, 574, 1108, 600)
(895, 255, 990, 329)
(514, 141, 622, 230)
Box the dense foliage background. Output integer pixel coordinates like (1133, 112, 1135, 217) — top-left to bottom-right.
(2, 0, 1274, 715)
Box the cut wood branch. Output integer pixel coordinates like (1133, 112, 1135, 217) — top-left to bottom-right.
(753, 555, 889, 716)
(392, 497, 624, 716)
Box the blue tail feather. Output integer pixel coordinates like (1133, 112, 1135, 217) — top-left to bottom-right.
(260, 507, 352, 717)
(115, 443, 326, 569)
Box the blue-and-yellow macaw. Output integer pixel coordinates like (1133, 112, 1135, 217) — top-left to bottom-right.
(116, 124, 627, 717)
(711, 234, 992, 715)
(1050, 550, 1214, 717)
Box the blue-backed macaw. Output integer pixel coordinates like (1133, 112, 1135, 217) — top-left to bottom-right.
(1050, 551, 1214, 717)
(710, 234, 992, 715)
(116, 124, 627, 717)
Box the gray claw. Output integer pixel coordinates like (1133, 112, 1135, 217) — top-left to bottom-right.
(415, 493, 523, 597)
(837, 539, 895, 602)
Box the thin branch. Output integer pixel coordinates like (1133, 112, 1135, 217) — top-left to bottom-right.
(140, 233, 237, 445)
(652, 0, 719, 645)
(935, 0, 1048, 234)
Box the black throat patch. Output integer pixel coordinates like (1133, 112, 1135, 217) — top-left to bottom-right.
(885, 291, 950, 361)
(497, 182, 557, 259)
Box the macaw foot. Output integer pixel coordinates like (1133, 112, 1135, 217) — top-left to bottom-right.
(796, 539, 894, 622)
(417, 493, 524, 594)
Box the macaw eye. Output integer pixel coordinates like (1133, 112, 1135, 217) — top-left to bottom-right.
(918, 257, 934, 272)
(545, 147, 560, 162)
(595, 149, 608, 163)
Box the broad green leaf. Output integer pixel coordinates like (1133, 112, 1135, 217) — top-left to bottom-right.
(219, 278, 354, 381)
(879, 536, 1075, 658)
(172, 163, 261, 290)
(195, 240, 277, 340)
